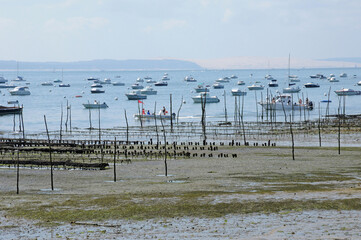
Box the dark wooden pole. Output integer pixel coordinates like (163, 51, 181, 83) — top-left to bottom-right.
(44, 115, 54, 191)
(114, 137, 117, 182)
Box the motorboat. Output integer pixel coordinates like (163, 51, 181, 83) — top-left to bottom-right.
(13, 76, 26, 82)
(184, 76, 197, 82)
(9, 86, 30, 95)
(59, 83, 70, 87)
(91, 83, 103, 88)
(237, 80, 245, 85)
(41, 82, 53, 86)
(87, 77, 99, 81)
(140, 86, 157, 95)
(223, 76, 230, 80)
(83, 101, 108, 109)
(304, 82, 320, 88)
(212, 83, 224, 89)
(283, 86, 301, 93)
(0, 76, 8, 84)
(90, 88, 105, 93)
(334, 88, 361, 96)
(310, 75, 318, 78)
(216, 78, 229, 83)
(328, 74, 335, 80)
(54, 79, 62, 83)
(131, 83, 144, 89)
(194, 85, 209, 93)
(0, 105, 23, 115)
(328, 77, 339, 82)
(230, 75, 238, 79)
(192, 92, 220, 103)
(357, 81, 361, 86)
(146, 79, 157, 83)
(125, 91, 147, 100)
(340, 73, 347, 78)
(154, 81, 168, 86)
(112, 82, 125, 86)
(268, 79, 278, 87)
(134, 112, 176, 120)
(144, 76, 152, 80)
(259, 94, 313, 111)
(97, 78, 111, 84)
(7, 100, 19, 104)
(0, 84, 17, 89)
(136, 78, 144, 82)
(247, 84, 264, 90)
(231, 89, 247, 96)
(265, 74, 274, 80)
(161, 75, 170, 81)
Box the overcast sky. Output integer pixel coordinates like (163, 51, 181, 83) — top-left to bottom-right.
(0, 0, 360, 62)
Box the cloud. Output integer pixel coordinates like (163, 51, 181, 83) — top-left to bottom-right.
(162, 19, 186, 30)
(45, 17, 109, 32)
(222, 8, 233, 22)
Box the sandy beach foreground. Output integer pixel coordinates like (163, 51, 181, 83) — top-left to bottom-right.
(1, 144, 361, 239)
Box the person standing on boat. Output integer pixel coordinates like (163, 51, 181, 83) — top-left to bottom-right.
(162, 106, 166, 115)
(142, 108, 145, 115)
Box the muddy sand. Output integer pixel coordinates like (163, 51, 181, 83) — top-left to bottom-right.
(1, 144, 361, 239)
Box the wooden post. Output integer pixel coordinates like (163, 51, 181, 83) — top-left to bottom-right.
(176, 96, 183, 124)
(124, 109, 129, 144)
(160, 115, 168, 177)
(60, 104, 63, 141)
(98, 107, 101, 141)
(154, 102, 160, 148)
(44, 115, 54, 191)
(224, 90, 228, 123)
(318, 102, 322, 147)
(16, 150, 20, 194)
(20, 105, 25, 139)
(170, 94, 173, 132)
(88, 107, 92, 130)
(114, 137, 117, 182)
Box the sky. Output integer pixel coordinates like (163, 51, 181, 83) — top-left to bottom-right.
(0, 0, 360, 62)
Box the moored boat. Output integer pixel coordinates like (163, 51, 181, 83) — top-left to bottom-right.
(83, 101, 108, 109)
(9, 86, 30, 95)
(154, 81, 168, 86)
(304, 82, 320, 88)
(0, 105, 23, 115)
(91, 88, 105, 93)
(334, 88, 361, 96)
(125, 91, 147, 100)
(192, 92, 220, 103)
(231, 89, 247, 96)
(259, 94, 313, 111)
(247, 84, 264, 90)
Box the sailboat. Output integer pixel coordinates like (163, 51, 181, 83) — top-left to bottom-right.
(283, 54, 301, 93)
(12, 62, 26, 82)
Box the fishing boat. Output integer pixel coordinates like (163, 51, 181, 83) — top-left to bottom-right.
(90, 88, 105, 93)
(334, 88, 361, 96)
(304, 82, 320, 88)
(0, 105, 23, 115)
(125, 91, 147, 100)
(154, 81, 168, 86)
(131, 83, 144, 89)
(259, 94, 313, 111)
(192, 92, 220, 103)
(231, 89, 247, 96)
(247, 84, 264, 90)
(134, 112, 176, 120)
(140, 86, 157, 95)
(9, 86, 30, 95)
(83, 101, 108, 109)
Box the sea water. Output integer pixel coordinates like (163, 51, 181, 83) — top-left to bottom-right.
(0, 68, 360, 134)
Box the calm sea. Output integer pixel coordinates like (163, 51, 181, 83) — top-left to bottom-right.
(1, 68, 360, 135)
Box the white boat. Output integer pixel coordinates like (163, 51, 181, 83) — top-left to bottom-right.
(91, 83, 103, 88)
(131, 83, 144, 89)
(340, 73, 347, 78)
(125, 91, 147, 100)
(283, 86, 301, 93)
(112, 82, 125, 86)
(87, 77, 99, 81)
(212, 83, 224, 89)
(13, 76, 26, 82)
(146, 79, 157, 83)
(91, 88, 105, 93)
(9, 86, 30, 95)
(247, 84, 264, 90)
(357, 81, 361, 86)
(192, 92, 220, 103)
(100, 78, 112, 84)
(194, 85, 209, 93)
(0, 84, 17, 89)
(184, 76, 197, 82)
(134, 113, 176, 120)
(154, 81, 168, 86)
(304, 82, 320, 88)
(140, 86, 157, 95)
(328, 74, 335, 80)
(83, 101, 108, 109)
(41, 82, 53, 86)
(0, 76, 8, 84)
(231, 89, 247, 96)
(136, 78, 144, 82)
(237, 80, 245, 85)
(268, 79, 278, 87)
(259, 94, 313, 111)
(265, 74, 274, 80)
(289, 76, 300, 82)
(59, 83, 70, 87)
(334, 88, 361, 96)
(216, 78, 229, 83)
(230, 75, 238, 79)
(144, 76, 152, 80)
(161, 75, 170, 81)
(328, 77, 339, 82)
(54, 79, 62, 83)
